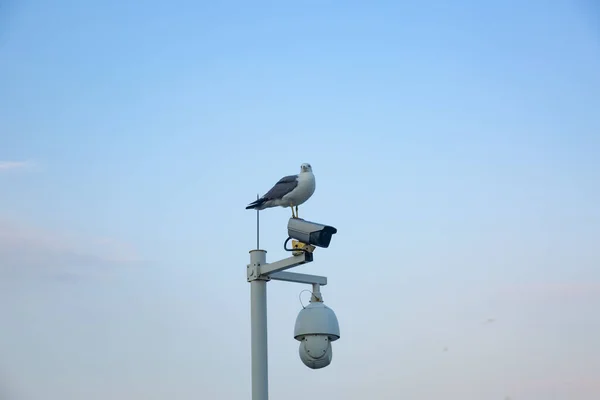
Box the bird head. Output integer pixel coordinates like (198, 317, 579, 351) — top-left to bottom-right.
(300, 163, 312, 173)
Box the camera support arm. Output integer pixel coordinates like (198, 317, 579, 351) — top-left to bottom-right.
(247, 251, 326, 286)
(269, 271, 327, 287)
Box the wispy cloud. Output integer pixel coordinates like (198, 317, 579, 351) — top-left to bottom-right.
(517, 375, 600, 397)
(0, 217, 141, 277)
(0, 160, 33, 171)
(499, 282, 600, 302)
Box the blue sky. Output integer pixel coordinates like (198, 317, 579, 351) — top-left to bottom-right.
(1, 1, 599, 399)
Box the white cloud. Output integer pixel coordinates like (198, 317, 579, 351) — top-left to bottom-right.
(0, 160, 33, 171)
(0, 217, 140, 275)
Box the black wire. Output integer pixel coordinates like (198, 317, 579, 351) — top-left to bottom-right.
(284, 236, 311, 253)
(283, 236, 295, 252)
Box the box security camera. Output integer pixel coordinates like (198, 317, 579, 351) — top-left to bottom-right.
(287, 218, 338, 248)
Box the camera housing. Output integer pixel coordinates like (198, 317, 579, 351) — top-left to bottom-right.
(287, 218, 338, 248)
(294, 301, 340, 369)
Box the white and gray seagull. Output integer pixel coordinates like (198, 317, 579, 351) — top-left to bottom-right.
(246, 163, 316, 219)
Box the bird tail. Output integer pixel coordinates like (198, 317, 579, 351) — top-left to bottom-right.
(246, 198, 266, 210)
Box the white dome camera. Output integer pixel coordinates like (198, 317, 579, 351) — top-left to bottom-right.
(294, 300, 340, 369)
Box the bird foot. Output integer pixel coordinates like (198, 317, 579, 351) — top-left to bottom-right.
(290, 204, 297, 219)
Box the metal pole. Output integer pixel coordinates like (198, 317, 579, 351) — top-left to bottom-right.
(311, 283, 322, 302)
(249, 250, 268, 400)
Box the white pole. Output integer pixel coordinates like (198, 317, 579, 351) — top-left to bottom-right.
(249, 250, 268, 400)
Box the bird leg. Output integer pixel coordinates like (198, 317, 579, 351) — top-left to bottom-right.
(290, 203, 297, 218)
(295, 205, 299, 218)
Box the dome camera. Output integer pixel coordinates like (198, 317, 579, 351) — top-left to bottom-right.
(294, 301, 340, 369)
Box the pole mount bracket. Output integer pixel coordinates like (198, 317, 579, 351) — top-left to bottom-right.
(247, 262, 270, 282)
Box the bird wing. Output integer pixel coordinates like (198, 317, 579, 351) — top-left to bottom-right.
(261, 174, 298, 200)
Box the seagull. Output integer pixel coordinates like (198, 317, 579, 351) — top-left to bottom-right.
(246, 163, 316, 219)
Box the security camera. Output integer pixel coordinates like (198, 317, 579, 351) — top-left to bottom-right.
(294, 301, 340, 369)
(287, 218, 338, 249)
